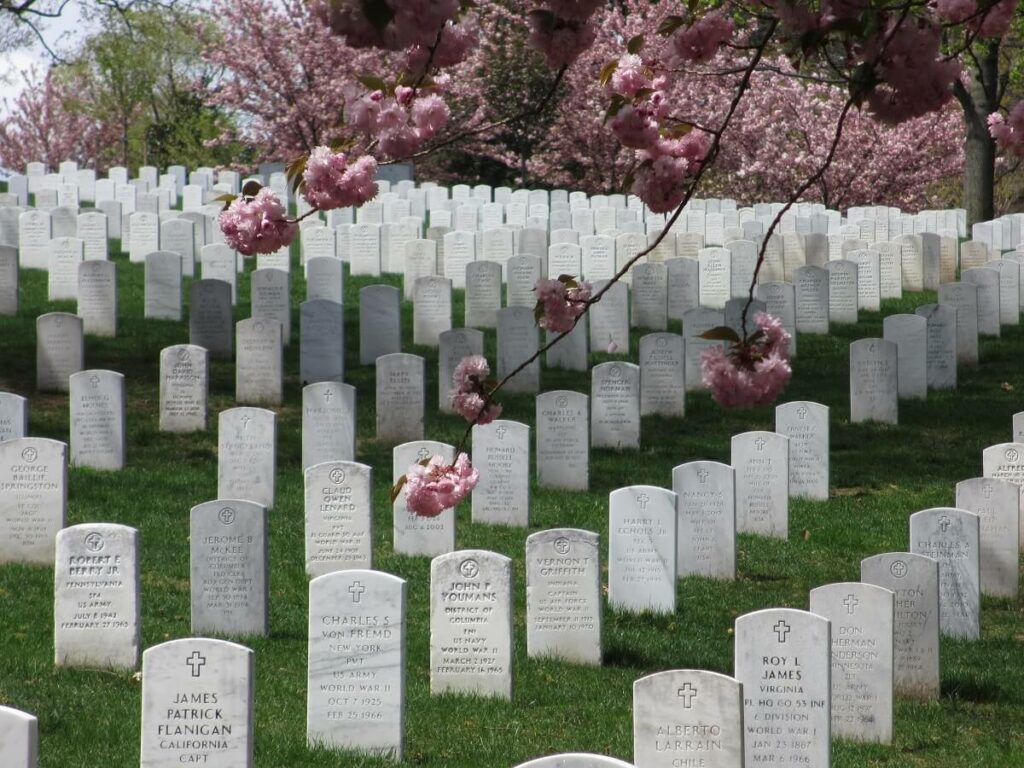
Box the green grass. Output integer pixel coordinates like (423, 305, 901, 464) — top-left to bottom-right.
(1, 238, 1023, 768)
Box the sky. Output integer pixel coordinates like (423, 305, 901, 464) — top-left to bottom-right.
(0, 3, 95, 98)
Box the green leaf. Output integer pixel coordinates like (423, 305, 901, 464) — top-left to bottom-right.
(621, 170, 635, 191)
(598, 60, 618, 87)
(358, 74, 389, 93)
(699, 326, 742, 343)
(534, 301, 546, 324)
(745, 329, 766, 344)
(627, 35, 644, 54)
(286, 155, 308, 194)
(360, 0, 395, 33)
(213, 193, 236, 211)
(241, 180, 262, 198)
(633, 87, 654, 101)
(661, 121, 694, 138)
(390, 475, 407, 504)
(603, 94, 629, 124)
(657, 15, 686, 36)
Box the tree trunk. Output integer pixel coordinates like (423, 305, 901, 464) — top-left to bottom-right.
(955, 41, 999, 227)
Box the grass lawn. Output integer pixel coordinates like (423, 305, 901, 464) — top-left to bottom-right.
(0, 233, 1023, 768)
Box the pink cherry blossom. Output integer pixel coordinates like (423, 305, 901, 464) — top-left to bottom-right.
(935, 0, 976, 22)
(667, 10, 734, 65)
(302, 147, 379, 210)
(700, 312, 793, 408)
(452, 354, 490, 391)
(989, 102, 1024, 157)
(607, 53, 650, 97)
(412, 93, 451, 139)
(610, 105, 661, 150)
(450, 355, 502, 424)
(528, 13, 597, 68)
(404, 452, 479, 517)
(452, 392, 503, 424)
(970, 0, 1019, 37)
(219, 188, 297, 256)
(543, 0, 604, 22)
(534, 277, 593, 333)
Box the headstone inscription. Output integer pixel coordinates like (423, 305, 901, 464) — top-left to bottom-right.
(607, 486, 677, 615)
(69, 370, 126, 471)
(304, 461, 373, 576)
(217, 408, 277, 510)
(0, 437, 66, 565)
(909, 508, 980, 640)
(671, 461, 736, 580)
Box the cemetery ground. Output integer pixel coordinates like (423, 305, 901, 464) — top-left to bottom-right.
(1, 243, 1023, 768)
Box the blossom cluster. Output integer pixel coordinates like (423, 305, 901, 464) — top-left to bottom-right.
(347, 86, 451, 159)
(527, 0, 602, 68)
(302, 147, 379, 209)
(218, 187, 296, 256)
(450, 355, 502, 425)
(404, 452, 479, 516)
(700, 312, 793, 408)
(989, 102, 1024, 158)
(534, 276, 593, 333)
(321, 0, 461, 51)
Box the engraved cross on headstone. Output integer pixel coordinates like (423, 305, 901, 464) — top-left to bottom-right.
(797, 406, 808, 420)
(637, 493, 650, 511)
(186, 650, 206, 677)
(843, 594, 859, 615)
(774, 620, 791, 643)
(348, 581, 366, 603)
(240, 414, 252, 430)
(323, 389, 333, 403)
(755, 436, 766, 451)
(982, 484, 993, 499)
(677, 683, 698, 708)
(697, 468, 709, 484)
(495, 425, 507, 440)
(938, 515, 952, 533)
(417, 447, 432, 461)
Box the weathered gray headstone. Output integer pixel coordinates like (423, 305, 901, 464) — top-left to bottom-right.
(608, 486, 677, 614)
(359, 284, 402, 366)
(847, 249, 882, 311)
(825, 259, 858, 324)
(54, 523, 140, 669)
(633, 670, 743, 768)
(546, 321, 589, 372)
(465, 260, 502, 328)
(159, 344, 207, 433)
(849, 339, 898, 424)
(159, 217, 195, 276)
(883, 314, 927, 400)
(0, 244, 17, 316)
(666, 257, 700, 320)
(47, 236, 83, 300)
(507, 254, 542, 307)
(671, 460, 735, 580)
(962, 267, 1001, 337)
(144, 251, 182, 321)
(525, 528, 601, 665)
(304, 461, 373, 576)
(438, 329, 485, 412)
(190, 499, 268, 636)
(300, 299, 345, 384)
(913, 304, 957, 390)
(956, 477, 1019, 598)
(990, 258, 1021, 326)
(909, 507, 980, 640)
(698, 247, 731, 309)
(591, 362, 640, 450)
(129, 211, 160, 263)
(36, 312, 83, 393)
(938, 282, 979, 366)
(217, 408, 276, 510)
(140, 638, 253, 767)
(732, 431, 789, 539)
(639, 333, 685, 418)
(189, 280, 233, 359)
(775, 401, 829, 501)
(0, 437, 66, 564)
(0, 392, 28, 442)
(412, 275, 452, 347)
(430, 549, 513, 698)
(809, 582, 894, 744)
(860, 552, 940, 700)
(393, 440, 456, 556)
(755, 281, 797, 357)
(301, 382, 355, 469)
(470, 420, 530, 527)
(307, 569, 406, 758)
(734, 609, 830, 768)
(794, 265, 829, 334)
(201, 243, 238, 304)
(589, 279, 630, 355)
(631, 262, 668, 330)
(982, 442, 1024, 515)
(250, 268, 291, 344)
(682, 307, 724, 391)
(497, 306, 541, 394)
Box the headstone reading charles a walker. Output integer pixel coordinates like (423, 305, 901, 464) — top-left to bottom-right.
(734, 608, 831, 768)
(671, 461, 736, 580)
(190, 499, 269, 636)
(775, 401, 829, 501)
(140, 638, 253, 768)
(430, 550, 513, 699)
(300, 299, 345, 384)
(36, 313, 83, 393)
(189, 280, 233, 359)
(307, 569, 406, 759)
(849, 339, 898, 425)
(536, 390, 589, 490)
(159, 344, 207, 432)
(955, 477, 1019, 598)
(304, 461, 373, 576)
(591, 362, 641, 450)
(525, 529, 602, 665)
(472, 420, 530, 527)
(393, 441, 456, 557)
(0, 437, 66, 565)
(69, 370, 125, 471)
(607, 486, 678, 615)
(860, 552, 940, 700)
(54, 523, 140, 670)
(633, 670, 744, 768)
(217, 408, 277, 510)
(732, 431, 789, 539)
(909, 507, 980, 640)
(809, 582, 894, 744)
(0, 705, 38, 768)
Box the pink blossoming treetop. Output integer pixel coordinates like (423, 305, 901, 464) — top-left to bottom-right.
(212, 0, 1021, 515)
